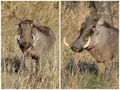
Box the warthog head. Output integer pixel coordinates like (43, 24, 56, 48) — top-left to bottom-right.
(12, 13, 36, 53)
(64, 17, 104, 52)
(17, 20, 35, 50)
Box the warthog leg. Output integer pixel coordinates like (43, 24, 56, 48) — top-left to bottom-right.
(104, 60, 116, 81)
(26, 46, 41, 74)
(97, 61, 116, 82)
(17, 55, 26, 75)
(105, 60, 113, 73)
(96, 62, 106, 75)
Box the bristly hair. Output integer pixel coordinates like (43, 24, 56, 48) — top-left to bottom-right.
(33, 25, 50, 36)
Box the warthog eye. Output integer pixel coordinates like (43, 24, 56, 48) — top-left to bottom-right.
(84, 37, 89, 42)
(92, 25, 96, 28)
(92, 25, 96, 32)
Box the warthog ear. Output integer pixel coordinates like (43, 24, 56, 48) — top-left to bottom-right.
(33, 18, 40, 27)
(13, 17, 21, 25)
(11, 11, 21, 25)
(32, 18, 40, 34)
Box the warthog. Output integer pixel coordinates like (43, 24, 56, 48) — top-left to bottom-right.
(12, 13, 55, 72)
(64, 17, 118, 75)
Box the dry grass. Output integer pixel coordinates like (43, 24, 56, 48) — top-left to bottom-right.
(1, 1, 59, 89)
(61, 1, 119, 89)
(1, 1, 119, 89)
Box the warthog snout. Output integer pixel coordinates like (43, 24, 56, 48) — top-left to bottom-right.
(20, 42, 32, 49)
(70, 44, 82, 52)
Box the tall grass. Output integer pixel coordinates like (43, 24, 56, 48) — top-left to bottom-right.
(1, 1, 119, 89)
(61, 1, 119, 89)
(1, 1, 59, 89)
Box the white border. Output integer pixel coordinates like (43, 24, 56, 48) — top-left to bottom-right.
(0, 1, 1, 89)
(0, 0, 119, 1)
(59, 1, 61, 89)
(119, 1, 120, 89)
(0, 0, 119, 89)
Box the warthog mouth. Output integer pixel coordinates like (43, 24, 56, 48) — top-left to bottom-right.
(21, 42, 31, 49)
(17, 35, 35, 49)
(63, 37, 91, 50)
(26, 46, 39, 60)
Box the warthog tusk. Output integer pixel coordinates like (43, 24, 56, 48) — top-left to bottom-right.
(63, 37, 70, 48)
(17, 35, 21, 40)
(83, 37, 91, 48)
(32, 35, 35, 40)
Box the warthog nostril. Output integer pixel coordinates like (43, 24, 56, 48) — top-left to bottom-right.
(21, 42, 31, 49)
